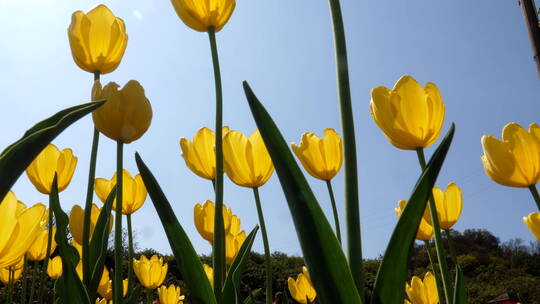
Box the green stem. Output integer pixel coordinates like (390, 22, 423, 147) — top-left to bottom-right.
(113, 141, 124, 304)
(84, 71, 100, 284)
(146, 288, 152, 304)
(7, 269, 14, 304)
(28, 260, 39, 304)
(208, 25, 226, 301)
(416, 148, 453, 304)
(424, 241, 445, 304)
(327, 0, 363, 294)
(253, 187, 273, 304)
(37, 204, 54, 304)
(445, 229, 458, 266)
(528, 185, 540, 211)
(20, 256, 27, 304)
(127, 214, 135, 292)
(325, 180, 342, 243)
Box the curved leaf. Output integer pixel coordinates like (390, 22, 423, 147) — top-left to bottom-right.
(135, 153, 217, 304)
(243, 81, 362, 304)
(453, 266, 468, 304)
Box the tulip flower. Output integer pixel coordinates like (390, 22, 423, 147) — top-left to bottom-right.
(0, 191, 46, 268)
(72, 241, 83, 258)
(69, 204, 113, 245)
(523, 212, 540, 241)
(98, 278, 128, 300)
(370, 75, 445, 150)
(405, 272, 438, 304)
(68, 5, 128, 74)
(223, 130, 274, 188)
(292, 128, 343, 181)
(26, 227, 57, 261)
(95, 299, 108, 304)
(170, 0, 236, 32)
(225, 230, 246, 265)
(203, 264, 213, 287)
(421, 184, 463, 230)
(92, 80, 153, 144)
(229, 214, 241, 235)
(132, 255, 168, 290)
(287, 268, 317, 304)
(158, 285, 185, 304)
(25, 144, 78, 194)
(0, 265, 23, 285)
(95, 169, 147, 214)
(180, 127, 230, 180)
(76, 262, 110, 287)
(481, 123, 540, 188)
(395, 200, 434, 241)
(47, 256, 63, 280)
(194, 200, 233, 243)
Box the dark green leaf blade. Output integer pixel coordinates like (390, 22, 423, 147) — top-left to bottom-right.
(453, 266, 468, 304)
(135, 153, 217, 304)
(243, 289, 262, 304)
(242, 81, 363, 304)
(50, 176, 91, 304)
(0, 101, 103, 201)
(371, 125, 455, 304)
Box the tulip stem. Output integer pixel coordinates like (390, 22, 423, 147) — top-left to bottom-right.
(208, 25, 226, 301)
(21, 256, 28, 304)
(146, 288, 152, 304)
(113, 141, 124, 304)
(28, 260, 39, 304)
(127, 214, 135, 292)
(327, 0, 363, 294)
(325, 180, 342, 243)
(83, 127, 100, 285)
(7, 269, 14, 304)
(424, 240, 446, 304)
(37, 204, 54, 304)
(253, 187, 273, 304)
(416, 148, 453, 304)
(528, 185, 540, 211)
(445, 229, 458, 266)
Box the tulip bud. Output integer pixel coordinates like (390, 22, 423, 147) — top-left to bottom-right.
(92, 80, 153, 144)
(422, 183, 463, 230)
(0, 266, 22, 285)
(170, 0, 236, 32)
(406, 272, 438, 304)
(287, 269, 317, 304)
(26, 227, 57, 261)
(25, 144, 77, 194)
(47, 256, 63, 280)
(158, 285, 185, 304)
(225, 230, 246, 265)
(68, 5, 128, 74)
(133, 255, 168, 290)
(69, 204, 113, 245)
(193, 200, 233, 243)
(95, 169, 147, 214)
(180, 127, 230, 180)
(523, 212, 540, 241)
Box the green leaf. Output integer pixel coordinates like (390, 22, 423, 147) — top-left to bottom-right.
(243, 289, 262, 304)
(371, 125, 455, 304)
(0, 101, 103, 201)
(135, 153, 217, 304)
(50, 176, 91, 304)
(453, 266, 468, 304)
(222, 226, 259, 304)
(242, 81, 363, 304)
(87, 187, 117, 299)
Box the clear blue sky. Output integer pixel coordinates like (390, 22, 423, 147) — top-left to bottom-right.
(0, 0, 538, 259)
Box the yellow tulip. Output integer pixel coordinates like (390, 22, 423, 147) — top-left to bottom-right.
(194, 200, 233, 243)
(25, 144, 77, 194)
(76, 262, 109, 287)
(203, 264, 213, 287)
(95, 299, 108, 304)
(95, 169, 147, 214)
(158, 285, 185, 304)
(47, 256, 63, 280)
(69, 204, 113, 245)
(523, 212, 540, 241)
(133, 255, 168, 290)
(0, 266, 23, 284)
(287, 270, 317, 304)
(406, 272, 438, 304)
(92, 80, 153, 144)
(27, 227, 57, 261)
(68, 5, 128, 74)
(223, 130, 274, 188)
(72, 241, 83, 259)
(98, 278, 128, 300)
(225, 230, 246, 265)
(422, 184, 463, 230)
(180, 127, 230, 180)
(370, 75, 445, 150)
(481, 122, 540, 188)
(0, 191, 46, 268)
(395, 200, 434, 241)
(291, 128, 343, 181)
(229, 214, 241, 235)
(170, 0, 236, 32)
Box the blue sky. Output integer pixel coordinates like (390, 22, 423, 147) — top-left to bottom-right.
(0, 0, 538, 259)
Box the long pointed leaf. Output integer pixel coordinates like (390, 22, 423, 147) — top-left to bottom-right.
(135, 153, 217, 304)
(453, 266, 468, 304)
(371, 125, 455, 304)
(0, 101, 104, 201)
(243, 81, 362, 304)
(50, 176, 91, 304)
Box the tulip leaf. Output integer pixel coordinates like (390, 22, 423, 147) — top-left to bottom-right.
(135, 153, 217, 304)
(243, 81, 363, 304)
(243, 289, 262, 304)
(0, 101, 104, 201)
(222, 226, 259, 304)
(50, 176, 91, 304)
(87, 187, 117, 299)
(453, 266, 468, 304)
(370, 125, 455, 304)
